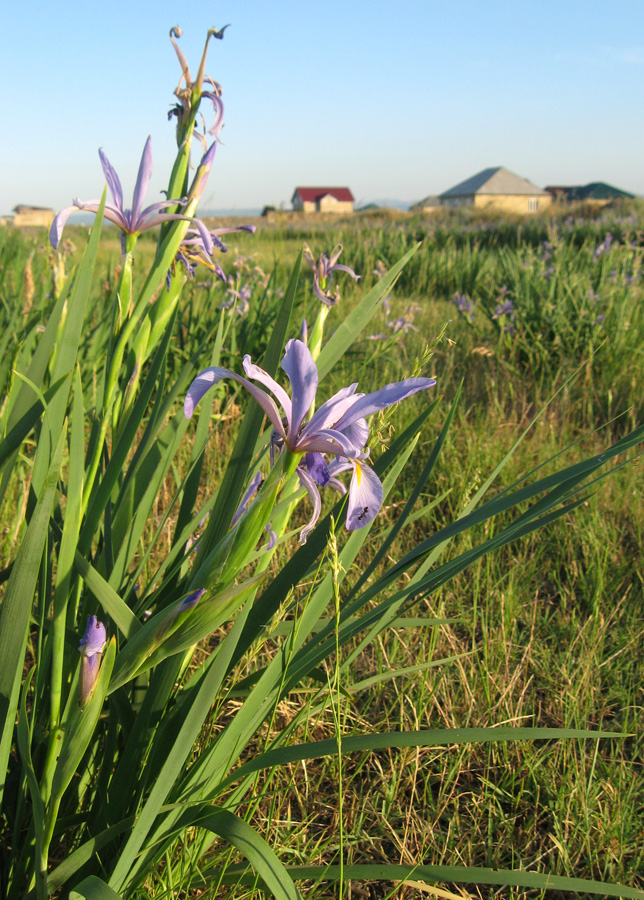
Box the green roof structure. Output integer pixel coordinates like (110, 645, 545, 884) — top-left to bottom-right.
(545, 182, 634, 202)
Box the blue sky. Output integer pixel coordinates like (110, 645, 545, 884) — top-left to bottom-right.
(2, 0, 643, 214)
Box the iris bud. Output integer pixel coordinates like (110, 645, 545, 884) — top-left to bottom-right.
(78, 616, 107, 705)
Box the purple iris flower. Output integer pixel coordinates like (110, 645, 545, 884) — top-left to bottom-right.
(387, 317, 418, 334)
(78, 615, 107, 705)
(227, 283, 252, 302)
(492, 299, 514, 319)
(492, 298, 515, 334)
(451, 293, 475, 322)
(303, 243, 360, 306)
(184, 339, 436, 541)
(50, 137, 214, 254)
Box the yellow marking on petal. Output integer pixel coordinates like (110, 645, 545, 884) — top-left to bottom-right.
(355, 462, 362, 485)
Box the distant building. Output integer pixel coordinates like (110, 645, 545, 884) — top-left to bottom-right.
(291, 187, 354, 215)
(438, 167, 551, 214)
(545, 182, 634, 205)
(410, 195, 441, 213)
(12, 205, 55, 228)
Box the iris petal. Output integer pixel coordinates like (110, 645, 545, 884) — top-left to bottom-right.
(280, 339, 318, 439)
(98, 148, 124, 211)
(346, 462, 383, 530)
(296, 466, 322, 544)
(328, 243, 344, 267)
(130, 136, 154, 228)
(78, 615, 107, 657)
(342, 417, 370, 450)
(334, 377, 437, 431)
(329, 262, 360, 281)
(184, 366, 285, 436)
(304, 452, 330, 486)
(49, 206, 78, 250)
(242, 357, 293, 432)
(306, 384, 361, 434)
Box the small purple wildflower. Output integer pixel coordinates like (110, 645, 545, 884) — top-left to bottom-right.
(388, 317, 418, 334)
(451, 293, 475, 323)
(221, 282, 252, 316)
(492, 299, 514, 319)
(593, 234, 613, 261)
(492, 298, 515, 334)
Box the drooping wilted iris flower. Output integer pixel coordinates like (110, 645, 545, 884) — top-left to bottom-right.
(172, 223, 256, 283)
(168, 25, 227, 146)
(184, 339, 436, 541)
(303, 243, 360, 306)
(50, 137, 214, 254)
(78, 616, 107, 705)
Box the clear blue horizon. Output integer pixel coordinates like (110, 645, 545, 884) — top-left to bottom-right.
(3, 0, 643, 217)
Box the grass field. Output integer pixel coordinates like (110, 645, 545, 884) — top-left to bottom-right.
(0, 201, 642, 900)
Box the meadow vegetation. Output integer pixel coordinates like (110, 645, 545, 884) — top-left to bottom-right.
(0, 197, 642, 900)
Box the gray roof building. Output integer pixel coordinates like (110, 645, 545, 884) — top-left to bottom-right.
(439, 167, 549, 199)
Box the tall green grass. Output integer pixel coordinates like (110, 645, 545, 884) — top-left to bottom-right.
(0, 192, 642, 900)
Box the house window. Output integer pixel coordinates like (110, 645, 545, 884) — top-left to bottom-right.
(528, 199, 539, 212)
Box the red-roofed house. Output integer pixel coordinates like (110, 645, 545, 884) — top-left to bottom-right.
(291, 187, 355, 215)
